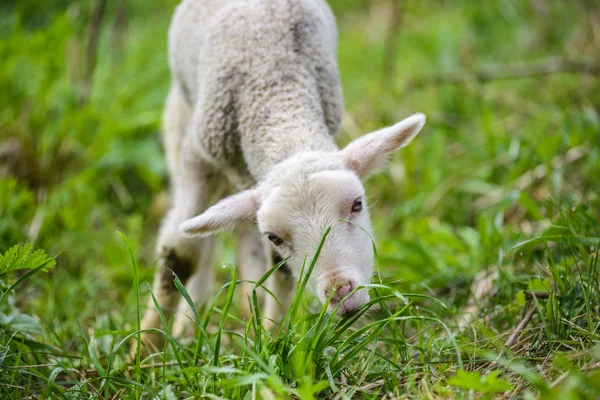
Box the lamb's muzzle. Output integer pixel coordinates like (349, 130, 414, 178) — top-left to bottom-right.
(325, 278, 369, 315)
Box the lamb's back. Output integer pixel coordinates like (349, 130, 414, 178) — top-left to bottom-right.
(168, 0, 339, 107)
(167, 0, 342, 185)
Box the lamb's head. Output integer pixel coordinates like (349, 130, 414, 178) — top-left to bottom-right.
(180, 113, 426, 314)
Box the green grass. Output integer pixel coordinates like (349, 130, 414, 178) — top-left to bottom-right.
(1, 0, 599, 398)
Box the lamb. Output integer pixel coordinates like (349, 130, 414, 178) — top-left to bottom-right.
(137, 0, 426, 351)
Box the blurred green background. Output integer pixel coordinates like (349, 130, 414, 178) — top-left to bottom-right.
(1, 0, 599, 397)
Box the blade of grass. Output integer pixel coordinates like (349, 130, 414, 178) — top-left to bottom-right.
(148, 286, 194, 388)
(283, 225, 333, 329)
(117, 231, 141, 397)
(173, 274, 212, 365)
(213, 264, 237, 367)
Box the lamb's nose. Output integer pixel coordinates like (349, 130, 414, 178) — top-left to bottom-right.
(330, 280, 354, 303)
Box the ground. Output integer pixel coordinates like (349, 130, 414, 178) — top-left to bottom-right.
(1, 0, 599, 398)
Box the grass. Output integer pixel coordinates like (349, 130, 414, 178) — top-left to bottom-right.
(1, 0, 599, 398)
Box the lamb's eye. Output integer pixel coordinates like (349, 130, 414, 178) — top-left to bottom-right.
(267, 233, 284, 246)
(351, 198, 363, 213)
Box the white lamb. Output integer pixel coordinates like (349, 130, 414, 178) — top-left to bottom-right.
(138, 0, 426, 351)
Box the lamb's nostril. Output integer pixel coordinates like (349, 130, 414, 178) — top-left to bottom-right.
(323, 278, 367, 315)
(329, 280, 354, 303)
(338, 282, 351, 297)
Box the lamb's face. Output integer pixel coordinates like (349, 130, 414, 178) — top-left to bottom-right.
(256, 163, 374, 313)
(180, 113, 426, 315)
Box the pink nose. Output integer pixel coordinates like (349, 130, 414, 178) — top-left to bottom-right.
(329, 280, 355, 304)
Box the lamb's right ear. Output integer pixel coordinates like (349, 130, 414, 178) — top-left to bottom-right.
(179, 189, 259, 237)
(341, 113, 426, 178)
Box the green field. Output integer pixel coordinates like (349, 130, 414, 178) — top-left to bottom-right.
(1, 0, 599, 398)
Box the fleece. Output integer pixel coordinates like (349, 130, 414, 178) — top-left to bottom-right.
(166, 0, 344, 187)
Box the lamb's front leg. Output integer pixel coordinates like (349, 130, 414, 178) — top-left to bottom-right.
(236, 235, 294, 331)
(263, 251, 295, 331)
(236, 230, 268, 320)
(170, 235, 217, 338)
(136, 161, 221, 355)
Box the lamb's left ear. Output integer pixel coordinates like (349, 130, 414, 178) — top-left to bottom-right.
(341, 113, 426, 178)
(179, 189, 259, 237)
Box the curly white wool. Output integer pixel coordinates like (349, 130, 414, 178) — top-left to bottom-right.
(167, 0, 343, 185)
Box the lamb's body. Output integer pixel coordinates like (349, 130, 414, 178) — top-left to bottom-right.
(138, 0, 425, 353)
(167, 0, 342, 185)
(140, 0, 344, 346)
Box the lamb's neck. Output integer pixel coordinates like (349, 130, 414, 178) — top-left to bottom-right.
(239, 82, 338, 180)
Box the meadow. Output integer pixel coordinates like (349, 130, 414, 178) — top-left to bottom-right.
(1, 0, 599, 398)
